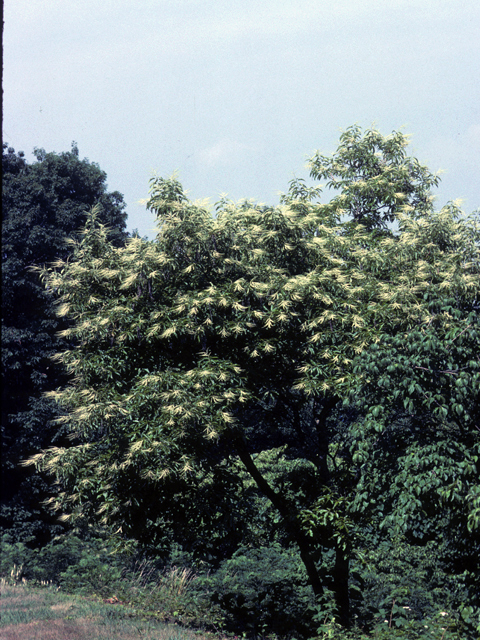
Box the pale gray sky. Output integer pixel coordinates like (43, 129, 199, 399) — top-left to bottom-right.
(3, 0, 480, 237)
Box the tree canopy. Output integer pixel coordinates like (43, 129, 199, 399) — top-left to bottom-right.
(28, 127, 480, 629)
(1, 142, 127, 543)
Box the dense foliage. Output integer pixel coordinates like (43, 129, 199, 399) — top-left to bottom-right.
(1, 142, 127, 544)
(21, 127, 480, 637)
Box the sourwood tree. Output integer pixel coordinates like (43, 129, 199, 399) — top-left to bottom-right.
(28, 127, 479, 627)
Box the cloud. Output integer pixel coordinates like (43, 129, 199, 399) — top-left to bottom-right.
(197, 138, 257, 168)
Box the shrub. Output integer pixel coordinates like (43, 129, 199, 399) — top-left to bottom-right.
(0, 533, 124, 595)
(0, 535, 36, 581)
(202, 544, 316, 637)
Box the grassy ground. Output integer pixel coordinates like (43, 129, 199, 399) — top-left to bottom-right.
(0, 579, 222, 640)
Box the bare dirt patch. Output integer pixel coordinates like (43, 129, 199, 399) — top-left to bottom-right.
(0, 618, 91, 640)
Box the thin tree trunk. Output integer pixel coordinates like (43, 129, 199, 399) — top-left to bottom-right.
(312, 396, 351, 625)
(234, 436, 324, 599)
(312, 395, 338, 483)
(334, 545, 350, 627)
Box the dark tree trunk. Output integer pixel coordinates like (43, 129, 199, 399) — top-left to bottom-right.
(311, 395, 338, 483)
(233, 392, 352, 627)
(334, 546, 350, 627)
(234, 436, 324, 599)
(313, 396, 351, 626)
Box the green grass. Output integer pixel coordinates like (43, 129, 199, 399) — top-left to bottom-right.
(0, 578, 224, 640)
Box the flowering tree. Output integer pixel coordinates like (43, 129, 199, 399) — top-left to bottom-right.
(29, 127, 479, 626)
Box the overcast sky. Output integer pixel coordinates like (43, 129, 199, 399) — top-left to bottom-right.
(4, 0, 480, 238)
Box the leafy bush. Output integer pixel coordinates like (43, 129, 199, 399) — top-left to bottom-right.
(201, 544, 316, 636)
(59, 552, 123, 596)
(0, 533, 123, 595)
(0, 535, 35, 582)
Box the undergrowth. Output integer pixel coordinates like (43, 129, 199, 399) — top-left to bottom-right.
(1, 533, 479, 639)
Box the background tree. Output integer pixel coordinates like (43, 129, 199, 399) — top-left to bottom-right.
(344, 208, 480, 619)
(28, 128, 479, 630)
(1, 142, 127, 544)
